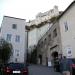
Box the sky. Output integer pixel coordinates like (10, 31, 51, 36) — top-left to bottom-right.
(0, 0, 74, 26)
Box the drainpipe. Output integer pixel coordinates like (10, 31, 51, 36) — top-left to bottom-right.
(25, 29, 29, 64)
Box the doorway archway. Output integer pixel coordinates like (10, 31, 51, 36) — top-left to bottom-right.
(51, 51, 58, 59)
(39, 55, 42, 64)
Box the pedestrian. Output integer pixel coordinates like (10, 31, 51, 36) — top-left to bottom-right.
(59, 55, 62, 73)
(54, 57, 60, 72)
(60, 56, 71, 75)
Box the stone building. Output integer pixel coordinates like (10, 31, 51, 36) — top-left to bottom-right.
(37, 1, 75, 66)
(27, 6, 60, 53)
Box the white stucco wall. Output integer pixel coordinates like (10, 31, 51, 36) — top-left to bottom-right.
(37, 23, 52, 40)
(28, 28, 38, 53)
(28, 23, 52, 53)
(1, 16, 26, 63)
(59, 3, 75, 58)
(27, 6, 59, 54)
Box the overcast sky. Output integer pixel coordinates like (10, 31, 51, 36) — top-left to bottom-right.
(0, 0, 74, 26)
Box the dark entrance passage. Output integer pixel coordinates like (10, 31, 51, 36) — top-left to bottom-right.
(51, 51, 60, 72)
(39, 55, 42, 64)
(51, 51, 58, 58)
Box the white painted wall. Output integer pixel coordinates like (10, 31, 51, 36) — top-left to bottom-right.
(1, 16, 26, 63)
(28, 28, 38, 53)
(59, 3, 75, 58)
(37, 23, 52, 40)
(28, 23, 52, 53)
(27, 6, 59, 53)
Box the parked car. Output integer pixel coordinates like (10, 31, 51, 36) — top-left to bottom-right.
(70, 59, 75, 75)
(0, 63, 4, 74)
(2, 63, 28, 75)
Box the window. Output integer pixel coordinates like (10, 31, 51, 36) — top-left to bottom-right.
(12, 24, 17, 29)
(17, 53, 19, 56)
(45, 38, 46, 41)
(53, 29, 57, 38)
(6, 34, 12, 41)
(41, 41, 43, 44)
(15, 35, 20, 42)
(48, 34, 51, 41)
(38, 44, 40, 47)
(15, 58, 18, 62)
(16, 50, 19, 56)
(51, 9, 53, 13)
(16, 50, 19, 52)
(64, 22, 68, 32)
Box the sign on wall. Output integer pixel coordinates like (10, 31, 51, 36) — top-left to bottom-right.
(66, 46, 72, 58)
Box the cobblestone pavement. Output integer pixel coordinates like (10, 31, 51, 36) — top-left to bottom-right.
(28, 65, 62, 75)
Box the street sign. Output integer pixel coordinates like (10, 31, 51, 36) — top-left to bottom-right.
(66, 46, 72, 58)
(48, 61, 52, 67)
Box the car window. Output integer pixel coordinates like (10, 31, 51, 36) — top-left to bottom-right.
(72, 59, 75, 63)
(8, 63, 26, 69)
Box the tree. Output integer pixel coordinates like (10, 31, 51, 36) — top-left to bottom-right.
(0, 38, 12, 63)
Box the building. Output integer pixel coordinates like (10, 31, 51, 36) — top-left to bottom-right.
(27, 22, 52, 53)
(59, 1, 75, 58)
(1, 16, 27, 63)
(0, 27, 1, 37)
(37, 1, 75, 66)
(0, 6, 60, 62)
(36, 6, 59, 19)
(28, 6, 59, 26)
(27, 6, 60, 53)
(28, 28, 38, 53)
(37, 21, 61, 65)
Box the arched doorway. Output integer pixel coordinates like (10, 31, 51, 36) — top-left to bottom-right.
(51, 51, 59, 66)
(38, 55, 42, 64)
(51, 51, 60, 72)
(51, 51, 58, 59)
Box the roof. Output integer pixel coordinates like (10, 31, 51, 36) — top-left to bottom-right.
(4, 16, 26, 20)
(58, 0, 75, 19)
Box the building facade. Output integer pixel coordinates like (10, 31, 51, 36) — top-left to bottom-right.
(27, 6, 60, 53)
(37, 21, 61, 65)
(28, 28, 38, 53)
(28, 22, 52, 53)
(28, 6, 59, 26)
(37, 1, 75, 66)
(1, 16, 27, 63)
(59, 1, 75, 58)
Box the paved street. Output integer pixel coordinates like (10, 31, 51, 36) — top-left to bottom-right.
(28, 65, 61, 75)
